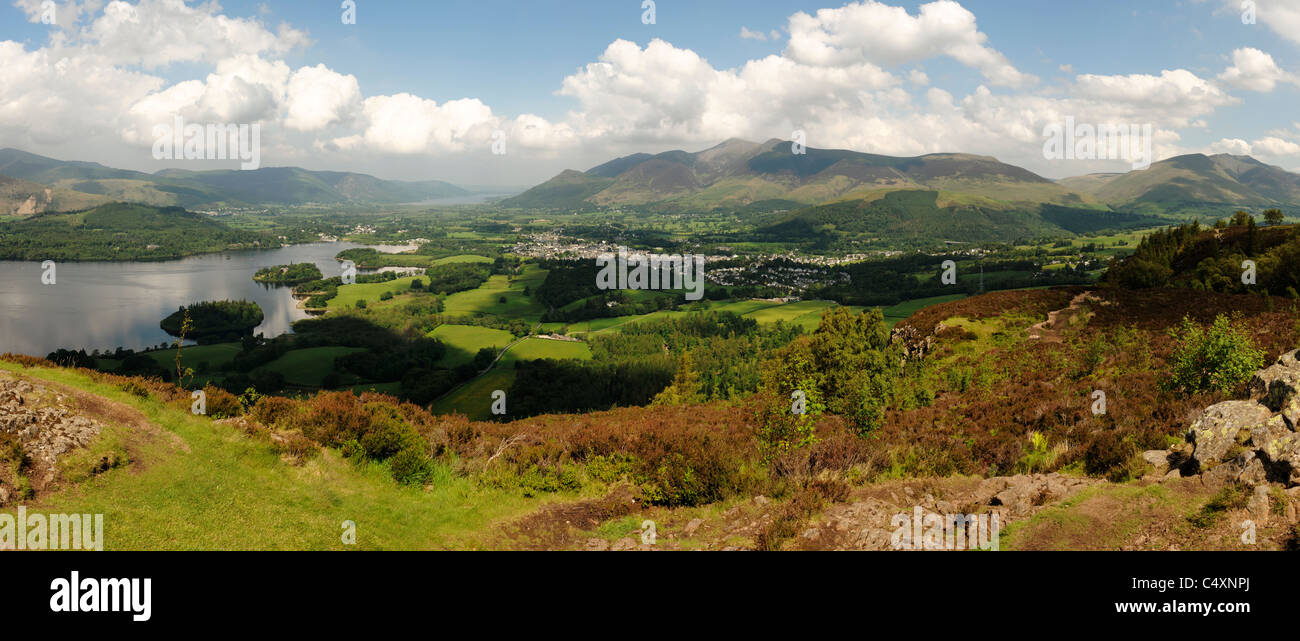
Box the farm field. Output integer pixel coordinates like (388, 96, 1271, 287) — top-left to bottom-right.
(327, 276, 424, 310)
(500, 337, 591, 363)
(429, 324, 516, 367)
(257, 346, 368, 386)
(440, 267, 548, 322)
(429, 367, 517, 420)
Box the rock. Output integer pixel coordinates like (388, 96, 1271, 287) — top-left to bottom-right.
(1248, 485, 1273, 519)
(1142, 450, 1171, 475)
(1248, 364, 1300, 412)
(1277, 349, 1300, 369)
(682, 518, 704, 537)
(610, 537, 639, 551)
(753, 496, 771, 506)
(583, 538, 610, 552)
(801, 528, 820, 540)
(1188, 401, 1272, 469)
(1250, 415, 1291, 448)
(0, 484, 8, 505)
(1258, 433, 1300, 486)
(1236, 456, 1268, 486)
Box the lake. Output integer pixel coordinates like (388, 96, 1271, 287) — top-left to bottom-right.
(0, 242, 370, 357)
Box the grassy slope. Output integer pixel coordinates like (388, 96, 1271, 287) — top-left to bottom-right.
(0, 362, 571, 549)
(326, 276, 423, 310)
(257, 346, 367, 386)
(441, 267, 548, 322)
(429, 325, 516, 367)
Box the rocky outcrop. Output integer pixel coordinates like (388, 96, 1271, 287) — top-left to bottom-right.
(0, 375, 106, 502)
(1170, 349, 1300, 488)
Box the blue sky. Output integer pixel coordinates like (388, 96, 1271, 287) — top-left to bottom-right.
(3, 0, 1299, 184)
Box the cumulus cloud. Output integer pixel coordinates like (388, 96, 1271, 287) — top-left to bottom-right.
(1218, 47, 1296, 92)
(284, 65, 361, 132)
(1226, 0, 1300, 47)
(784, 0, 1037, 88)
(739, 26, 767, 41)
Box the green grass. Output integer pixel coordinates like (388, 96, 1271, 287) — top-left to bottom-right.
(879, 294, 967, 327)
(429, 367, 517, 421)
(500, 337, 592, 363)
(433, 254, 493, 266)
(440, 267, 548, 322)
(326, 277, 423, 311)
(256, 346, 367, 386)
(0, 361, 571, 550)
(430, 325, 516, 367)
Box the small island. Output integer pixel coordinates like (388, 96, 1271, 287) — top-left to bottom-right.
(161, 300, 264, 342)
(253, 262, 323, 285)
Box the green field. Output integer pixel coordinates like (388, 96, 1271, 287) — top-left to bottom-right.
(500, 337, 592, 363)
(430, 324, 516, 367)
(326, 276, 423, 310)
(440, 266, 548, 322)
(433, 254, 493, 266)
(0, 362, 570, 549)
(879, 294, 968, 326)
(429, 367, 517, 420)
(256, 346, 368, 386)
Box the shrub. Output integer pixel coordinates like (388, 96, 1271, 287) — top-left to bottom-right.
(117, 380, 151, 399)
(389, 447, 432, 486)
(1188, 484, 1250, 528)
(1165, 314, 1265, 395)
(250, 395, 299, 428)
(202, 384, 242, 418)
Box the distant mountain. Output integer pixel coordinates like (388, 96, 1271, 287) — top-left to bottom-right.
(504, 138, 1096, 211)
(1059, 154, 1300, 216)
(0, 148, 468, 209)
(0, 174, 108, 216)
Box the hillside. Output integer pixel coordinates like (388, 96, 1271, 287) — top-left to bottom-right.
(0, 174, 108, 216)
(0, 148, 468, 209)
(1061, 153, 1300, 217)
(7, 280, 1300, 550)
(504, 138, 1097, 211)
(0, 201, 271, 260)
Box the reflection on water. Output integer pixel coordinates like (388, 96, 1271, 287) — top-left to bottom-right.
(0, 242, 364, 357)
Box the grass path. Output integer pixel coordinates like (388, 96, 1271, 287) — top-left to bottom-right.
(0, 362, 578, 550)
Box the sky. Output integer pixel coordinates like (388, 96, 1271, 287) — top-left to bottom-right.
(3, 0, 1300, 187)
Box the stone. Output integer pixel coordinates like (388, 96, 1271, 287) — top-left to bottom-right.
(1142, 450, 1171, 475)
(610, 537, 639, 551)
(682, 518, 704, 537)
(1188, 401, 1272, 469)
(1250, 415, 1291, 448)
(1248, 364, 1300, 412)
(1248, 485, 1273, 520)
(583, 538, 610, 552)
(1258, 433, 1300, 486)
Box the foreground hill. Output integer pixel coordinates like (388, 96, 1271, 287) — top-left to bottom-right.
(0, 148, 468, 209)
(0, 201, 270, 260)
(1060, 153, 1300, 217)
(5, 280, 1300, 550)
(504, 138, 1098, 211)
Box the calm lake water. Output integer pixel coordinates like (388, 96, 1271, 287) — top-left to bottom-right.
(0, 242, 370, 357)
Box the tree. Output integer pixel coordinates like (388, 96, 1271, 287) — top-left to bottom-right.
(760, 306, 898, 435)
(1264, 208, 1285, 226)
(651, 352, 704, 406)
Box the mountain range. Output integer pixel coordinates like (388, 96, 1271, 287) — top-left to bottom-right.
(505, 139, 1300, 221)
(0, 148, 469, 214)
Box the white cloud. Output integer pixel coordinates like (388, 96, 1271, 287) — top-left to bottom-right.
(284, 64, 361, 132)
(739, 26, 767, 41)
(1218, 47, 1296, 92)
(784, 0, 1037, 88)
(1253, 136, 1300, 156)
(1225, 0, 1300, 47)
